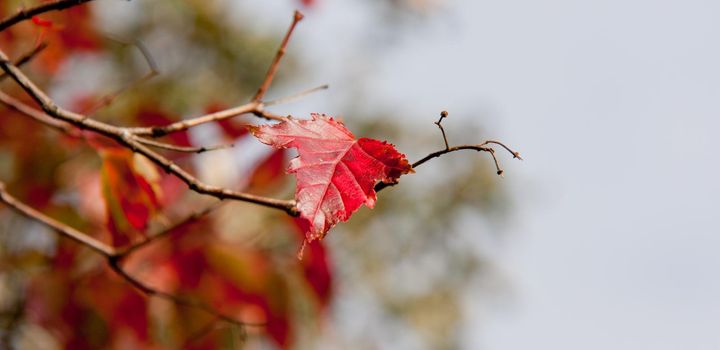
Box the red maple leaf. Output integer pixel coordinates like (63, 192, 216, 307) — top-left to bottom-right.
(248, 114, 413, 240)
(97, 146, 161, 245)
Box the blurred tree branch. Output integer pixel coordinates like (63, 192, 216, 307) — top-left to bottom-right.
(0, 181, 260, 331)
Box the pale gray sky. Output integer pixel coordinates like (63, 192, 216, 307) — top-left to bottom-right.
(238, 1, 720, 349)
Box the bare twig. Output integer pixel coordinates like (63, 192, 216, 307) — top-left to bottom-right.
(82, 39, 159, 115)
(375, 112, 522, 192)
(0, 90, 79, 136)
(3, 12, 310, 139)
(128, 10, 311, 138)
(435, 110, 450, 150)
(116, 201, 226, 258)
(411, 144, 503, 171)
(252, 10, 304, 102)
(0, 0, 96, 32)
(481, 140, 523, 160)
(136, 137, 234, 154)
(129, 101, 261, 137)
(0, 181, 260, 329)
(181, 317, 222, 348)
(415, 111, 522, 171)
(0, 49, 298, 215)
(1, 90, 229, 153)
(264, 84, 329, 106)
(0, 182, 116, 257)
(106, 258, 262, 329)
(124, 11, 309, 135)
(0, 49, 127, 137)
(118, 137, 298, 215)
(0, 42, 48, 82)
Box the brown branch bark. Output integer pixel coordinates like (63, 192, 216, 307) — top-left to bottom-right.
(116, 201, 225, 258)
(136, 137, 234, 154)
(0, 0, 96, 32)
(0, 181, 258, 329)
(0, 42, 48, 82)
(375, 114, 522, 192)
(252, 11, 304, 102)
(0, 182, 116, 257)
(0, 90, 78, 136)
(0, 49, 298, 215)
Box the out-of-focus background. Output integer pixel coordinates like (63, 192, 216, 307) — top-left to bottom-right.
(241, 1, 720, 349)
(0, 0, 718, 349)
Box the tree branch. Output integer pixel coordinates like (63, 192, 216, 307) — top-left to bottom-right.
(252, 10, 304, 102)
(116, 201, 225, 258)
(128, 101, 263, 137)
(0, 42, 48, 82)
(0, 181, 259, 329)
(106, 257, 261, 329)
(81, 39, 160, 115)
(0, 0, 96, 32)
(263, 84, 329, 107)
(375, 112, 522, 192)
(0, 90, 79, 136)
(435, 110, 450, 150)
(136, 137, 233, 154)
(0, 49, 298, 215)
(0, 182, 116, 257)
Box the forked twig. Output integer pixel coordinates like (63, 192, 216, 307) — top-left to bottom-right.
(375, 111, 522, 192)
(107, 257, 263, 329)
(0, 42, 48, 82)
(0, 90, 79, 136)
(0, 182, 259, 329)
(81, 38, 159, 115)
(0, 48, 298, 215)
(414, 111, 522, 173)
(116, 201, 226, 258)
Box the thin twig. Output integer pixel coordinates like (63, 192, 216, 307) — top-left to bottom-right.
(118, 136, 298, 215)
(137, 137, 234, 154)
(82, 39, 159, 115)
(116, 201, 226, 258)
(0, 181, 260, 329)
(435, 110, 450, 150)
(1, 91, 230, 153)
(412, 144, 498, 169)
(375, 113, 522, 192)
(252, 10, 304, 102)
(0, 90, 79, 136)
(0, 49, 127, 137)
(481, 140, 523, 160)
(106, 258, 263, 328)
(133, 10, 310, 137)
(0, 49, 298, 215)
(0, 42, 48, 82)
(181, 317, 221, 348)
(411, 142, 521, 170)
(129, 101, 263, 137)
(0, 0, 96, 32)
(0, 182, 116, 257)
(264, 84, 329, 106)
